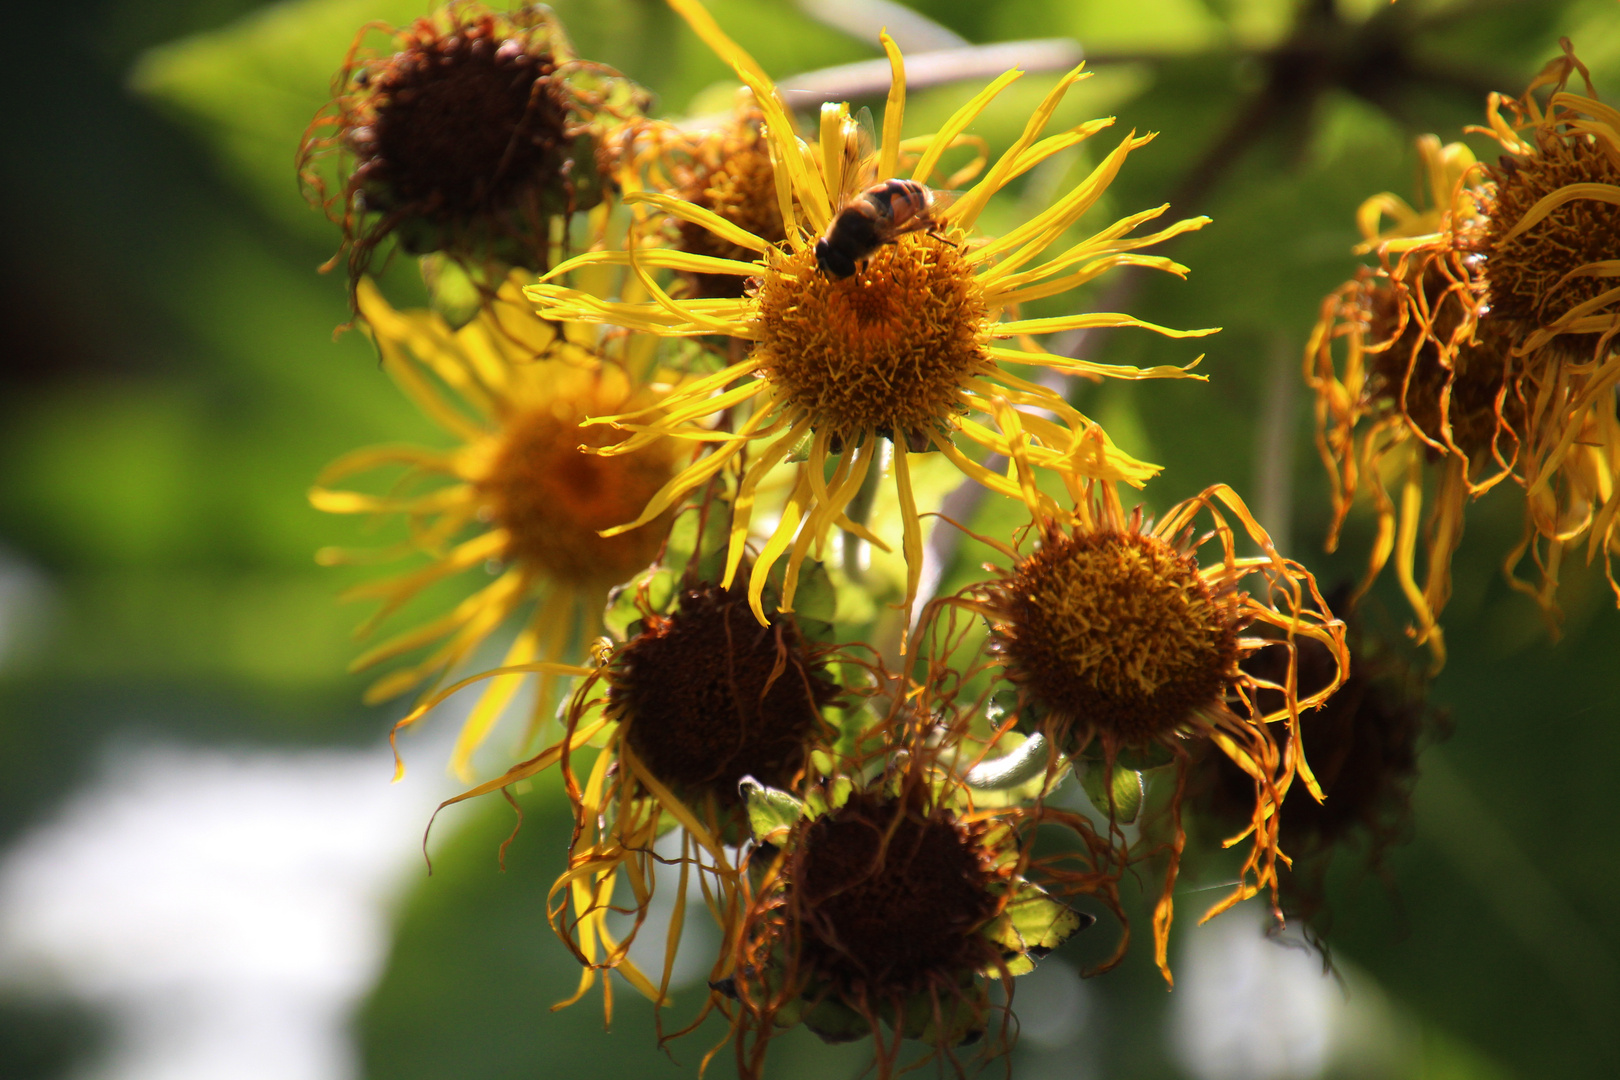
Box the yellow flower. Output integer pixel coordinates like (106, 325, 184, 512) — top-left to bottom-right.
(421, 574, 851, 1027)
(527, 0, 1214, 628)
(918, 419, 1346, 983)
(1307, 42, 1620, 659)
(311, 278, 681, 779)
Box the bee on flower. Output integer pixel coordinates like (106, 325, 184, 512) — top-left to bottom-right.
(526, 0, 1216, 631)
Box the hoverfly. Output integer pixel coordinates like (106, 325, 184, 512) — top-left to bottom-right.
(814, 108, 958, 279)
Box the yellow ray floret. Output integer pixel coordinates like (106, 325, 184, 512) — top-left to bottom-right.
(312, 277, 683, 780)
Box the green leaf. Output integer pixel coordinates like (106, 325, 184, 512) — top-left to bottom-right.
(418, 255, 485, 328)
(790, 558, 839, 641)
(985, 880, 1088, 963)
(740, 777, 806, 845)
(602, 567, 675, 640)
(801, 775, 852, 819)
(1080, 760, 1146, 823)
(802, 995, 870, 1044)
(894, 977, 986, 1043)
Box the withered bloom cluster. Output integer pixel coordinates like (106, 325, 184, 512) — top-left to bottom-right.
(1308, 40, 1620, 664)
(294, 2, 1606, 1077)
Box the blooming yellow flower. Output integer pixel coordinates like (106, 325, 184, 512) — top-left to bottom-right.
(311, 278, 681, 779)
(527, 0, 1214, 629)
(917, 418, 1346, 982)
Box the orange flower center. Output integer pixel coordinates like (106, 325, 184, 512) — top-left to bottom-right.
(753, 234, 990, 446)
(482, 400, 674, 584)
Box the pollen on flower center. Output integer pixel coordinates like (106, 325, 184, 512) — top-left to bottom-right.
(790, 792, 997, 993)
(609, 586, 838, 804)
(754, 233, 990, 446)
(992, 527, 1242, 748)
(1481, 137, 1620, 351)
(482, 404, 674, 584)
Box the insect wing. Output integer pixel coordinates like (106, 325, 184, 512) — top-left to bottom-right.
(925, 188, 964, 223)
(834, 106, 879, 208)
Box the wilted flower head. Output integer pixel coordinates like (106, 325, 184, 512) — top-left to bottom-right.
(929, 437, 1346, 981)
(298, 1, 647, 297)
(1307, 41, 1620, 656)
(608, 580, 841, 812)
(724, 768, 1087, 1079)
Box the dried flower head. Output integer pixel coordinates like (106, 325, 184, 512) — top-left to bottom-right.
(724, 774, 1086, 1079)
(422, 570, 850, 1031)
(298, 2, 646, 296)
(609, 583, 840, 808)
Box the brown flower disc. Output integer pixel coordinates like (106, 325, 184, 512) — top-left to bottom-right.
(1364, 266, 1521, 459)
(752, 235, 990, 445)
(790, 792, 997, 993)
(1482, 138, 1620, 356)
(610, 586, 837, 803)
(993, 528, 1242, 749)
(349, 15, 573, 245)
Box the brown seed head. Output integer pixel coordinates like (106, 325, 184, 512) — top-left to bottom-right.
(299, 4, 625, 286)
(609, 586, 838, 804)
(787, 791, 999, 994)
(1363, 263, 1522, 459)
(678, 111, 786, 298)
(990, 524, 1243, 750)
(753, 234, 990, 446)
(1481, 135, 1620, 356)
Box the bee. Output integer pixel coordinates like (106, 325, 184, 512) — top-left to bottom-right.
(814, 109, 957, 279)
